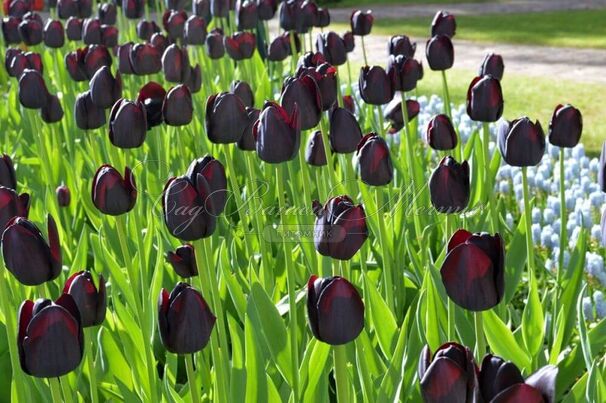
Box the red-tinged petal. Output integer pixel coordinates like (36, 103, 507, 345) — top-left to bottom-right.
(420, 357, 468, 403)
(63, 271, 84, 294)
(491, 384, 544, 403)
(47, 214, 61, 273)
(447, 229, 472, 253)
(316, 277, 364, 345)
(55, 293, 81, 326)
(18, 300, 34, 344)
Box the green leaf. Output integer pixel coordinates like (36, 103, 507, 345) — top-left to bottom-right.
(503, 215, 527, 304)
(244, 315, 267, 403)
(363, 274, 398, 358)
(521, 270, 544, 359)
(482, 310, 531, 371)
(302, 340, 330, 403)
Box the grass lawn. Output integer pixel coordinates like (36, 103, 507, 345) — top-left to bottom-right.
(335, 9, 606, 49)
(326, 0, 486, 7)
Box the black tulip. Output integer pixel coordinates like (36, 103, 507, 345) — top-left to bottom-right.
(356, 133, 393, 186)
(183, 64, 202, 94)
(389, 35, 416, 58)
(387, 54, 422, 92)
(230, 80, 254, 108)
(136, 19, 160, 41)
(17, 295, 84, 377)
(117, 42, 134, 74)
(41, 94, 64, 124)
(56, 184, 70, 207)
(205, 92, 248, 143)
(254, 101, 300, 163)
(350, 9, 373, 36)
(162, 9, 187, 40)
(305, 130, 326, 167)
(162, 44, 190, 83)
(307, 275, 364, 344)
(66, 17, 82, 41)
(211, 0, 229, 18)
(280, 75, 322, 130)
(316, 7, 330, 28)
(98, 2, 117, 25)
(0, 154, 17, 190)
(236, 0, 257, 30)
(429, 156, 470, 213)
(466, 75, 503, 122)
(137, 81, 166, 128)
(151, 32, 170, 54)
(299, 63, 336, 111)
(343, 94, 355, 114)
(184, 15, 207, 45)
(267, 34, 290, 62)
(299, 0, 317, 33)
(497, 117, 545, 167)
(9, 51, 42, 77)
(426, 35, 454, 71)
(479, 53, 504, 81)
(163, 85, 193, 126)
(130, 43, 161, 75)
(206, 28, 225, 59)
(237, 107, 259, 151)
(63, 271, 106, 327)
(0, 186, 29, 233)
(43, 19, 65, 48)
(89, 65, 122, 109)
(77, 0, 93, 18)
(18, 17, 42, 46)
(431, 10, 456, 37)
(19, 69, 48, 109)
(91, 164, 137, 215)
(65, 49, 89, 81)
(2, 17, 22, 44)
(193, 0, 211, 21)
(100, 24, 118, 47)
(58, 0, 78, 19)
(315, 31, 346, 66)
(224, 31, 256, 60)
(2, 215, 61, 286)
(7, 0, 30, 18)
(167, 244, 198, 278)
(83, 45, 112, 78)
(426, 114, 457, 150)
(82, 17, 102, 44)
(74, 91, 106, 129)
(548, 104, 582, 148)
(257, 0, 277, 21)
(359, 66, 395, 105)
(122, 0, 144, 19)
(109, 99, 147, 148)
(186, 155, 228, 214)
(278, 0, 298, 32)
(342, 31, 354, 53)
(385, 99, 420, 134)
(329, 107, 362, 154)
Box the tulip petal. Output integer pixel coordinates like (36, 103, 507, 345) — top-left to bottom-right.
(316, 277, 364, 345)
(491, 384, 544, 403)
(420, 357, 468, 403)
(526, 365, 558, 403)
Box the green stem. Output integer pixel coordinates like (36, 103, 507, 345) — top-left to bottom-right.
(59, 377, 74, 403)
(482, 123, 499, 232)
(49, 378, 63, 403)
(400, 92, 423, 239)
(441, 70, 462, 161)
(557, 148, 566, 282)
(375, 189, 394, 311)
(319, 113, 338, 193)
(376, 105, 384, 135)
(222, 146, 251, 255)
(336, 67, 344, 109)
(289, 31, 298, 74)
(333, 345, 350, 403)
(85, 328, 99, 403)
(361, 36, 368, 66)
(474, 312, 486, 361)
(185, 354, 200, 403)
(521, 167, 535, 275)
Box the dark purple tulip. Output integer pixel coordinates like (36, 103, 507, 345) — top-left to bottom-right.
(254, 101, 301, 163)
(418, 342, 478, 403)
(130, 43, 162, 75)
(163, 84, 193, 126)
(315, 31, 346, 66)
(307, 275, 364, 344)
(89, 65, 122, 109)
(427, 114, 457, 150)
(429, 156, 470, 213)
(431, 10, 456, 38)
(17, 295, 84, 377)
(77, 0, 93, 18)
(82, 17, 101, 44)
(309, 63, 337, 111)
(230, 80, 254, 108)
(257, 0, 277, 20)
(150, 32, 169, 54)
(100, 24, 118, 47)
(2, 215, 61, 286)
(305, 130, 326, 167)
(109, 99, 147, 148)
(193, 0, 211, 21)
(0, 154, 17, 190)
(205, 28, 225, 59)
(385, 99, 421, 134)
(91, 164, 137, 215)
(389, 35, 416, 58)
(63, 271, 106, 327)
(0, 187, 29, 232)
(342, 31, 354, 53)
(359, 65, 395, 105)
(236, 0, 257, 31)
(74, 91, 106, 129)
(280, 75, 321, 130)
(356, 133, 393, 186)
(548, 104, 583, 148)
(224, 31, 256, 60)
(479, 53, 504, 81)
(66, 17, 82, 41)
(18, 69, 48, 109)
(81, 44, 112, 78)
(237, 107, 259, 151)
(56, 184, 70, 207)
(58, 0, 78, 19)
(122, 0, 143, 19)
(278, 0, 299, 32)
(329, 107, 362, 154)
(136, 19, 160, 41)
(441, 229, 504, 311)
(158, 283, 215, 353)
(298, 0, 317, 33)
(205, 92, 247, 143)
(497, 117, 545, 167)
(267, 34, 290, 62)
(186, 156, 228, 214)
(167, 244, 198, 278)
(211, 0, 229, 18)
(162, 44, 190, 83)
(2, 17, 21, 44)
(466, 75, 504, 122)
(7, 0, 30, 18)
(166, 0, 187, 11)
(137, 81, 166, 128)
(8, 51, 42, 78)
(184, 64, 202, 93)
(163, 9, 187, 40)
(98, 2, 117, 25)
(43, 19, 65, 48)
(18, 17, 42, 45)
(117, 42, 134, 74)
(350, 9, 373, 36)
(387, 55, 422, 92)
(316, 7, 329, 28)
(41, 94, 64, 124)
(343, 94, 355, 114)
(184, 15, 206, 45)
(426, 35, 454, 71)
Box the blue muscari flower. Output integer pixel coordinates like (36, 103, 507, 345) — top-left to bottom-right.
(595, 291, 606, 319)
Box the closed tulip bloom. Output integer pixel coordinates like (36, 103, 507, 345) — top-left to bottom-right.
(163, 10, 187, 40)
(19, 69, 48, 109)
(466, 75, 503, 122)
(300, 63, 337, 111)
(136, 19, 160, 41)
(98, 2, 116, 25)
(65, 48, 92, 80)
(225, 31, 256, 60)
(184, 15, 207, 45)
(315, 31, 346, 66)
(350, 9, 372, 36)
(163, 84, 193, 126)
(548, 104, 583, 148)
(0, 187, 29, 232)
(89, 66, 122, 109)
(205, 92, 247, 143)
(162, 44, 190, 83)
(76, 0, 93, 18)
(307, 275, 364, 344)
(359, 66, 395, 105)
(329, 107, 362, 154)
(56, 184, 70, 207)
(278, 0, 299, 32)
(267, 35, 290, 62)
(297, 50, 325, 70)
(41, 94, 64, 124)
(7, 52, 29, 78)
(183, 64, 202, 94)
(429, 157, 470, 213)
(74, 91, 106, 130)
(82, 45, 112, 78)
(130, 43, 161, 75)
(82, 17, 101, 44)
(186, 156, 228, 214)
(441, 229, 504, 311)
(91, 165, 137, 215)
(237, 107, 259, 151)
(497, 117, 545, 167)
(122, 0, 143, 19)
(236, 0, 257, 30)
(385, 99, 421, 133)
(305, 131, 326, 166)
(43, 19, 64, 48)
(427, 114, 457, 150)
(205, 28, 225, 59)
(299, 0, 317, 33)
(63, 271, 106, 327)
(356, 133, 393, 186)
(316, 7, 330, 28)
(479, 53, 504, 81)
(343, 94, 355, 114)
(100, 25, 118, 47)
(137, 81, 166, 128)
(193, 0, 211, 20)
(389, 35, 416, 58)
(281, 75, 322, 130)
(387, 55, 422, 92)
(17, 295, 84, 377)
(254, 101, 301, 163)
(418, 342, 478, 403)
(109, 99, 147, 148)
(211, 0, 229, 18)
(117, 42, 134, 74)
(230, 80, 254, 108)
(2, 17, 21, 44)
(2, 215, 61, 286)
(342, 31, 354, 53)
(431, 10, 456, 38)
(58, 0, 78, 18)
(257, 0, 277, 20)
(167, 244, 198, 278)
(158, 283, 216, 354)
(66, 17, 82, 40)
(426, 35, 454, 71)
(18, 16, 42, 46)
(0, 154, 17, 190)
(150, 32, 169, 54)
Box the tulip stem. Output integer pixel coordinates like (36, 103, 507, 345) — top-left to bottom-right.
(289, 31, 298, 74)
(59, 377, 74, 403)
(361, 36, 368, 66)
(49, 378, 62, 403)
(185, 354, 200, 403)
(482, 122, 499, 232)
(223, 146, 252, 257)
(474, 313, 486, 361)
(556, 148, 566, 303)
(333, 345, 350, 403)
(441, 70, 462, 161)
(319, 113, 338, 193)
(521, 167, 535, 276)
(85, 328, 99, 403)
(375, 189, 395, 312)
(346, 58, 353, 95)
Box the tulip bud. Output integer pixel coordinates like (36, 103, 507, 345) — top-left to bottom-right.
(342, 31, 355, 53)
(2, 17, 21, 44)
(19, 69, 49, 109)
(158, 283, 216, 353)
(41, 94, 64, 124)
(66, 17, 83, 40)
(7, 0, 30, 18)
(236, 0, 257, 30)
(18, 16, 43, 46)
(65, 50, 88, 82)
(2, 215, 61, 286)
(163, 84, 193, 126)
(91, 165, 137, 215)
(82, 17, 101, 44)
(98, 2, 117, 25)
(193, 0, 211, 20)
(385, 99, 420, 134)
(122, 0, 144, 19)
(205, 92, 248, 144)
(109, 99, 147, 148)
(82, 45, 112, 79)
(238, 107, 259, 151)
(297, 51, 325, 70)
(343, 94, 355, 114)
(211, 0, 229, 18)
(130, 43, 162, 75)
(137, 81, 166, 128)
(74, 90, 106, 130)
(426, 35, 454, 71)
(299, 0, 317, 34)
(548, 104, 582, 148)
(89, 65, 122, 109)
(186, 156, 228, 215)
(184, 64, 202, 94)
(225, 31, 256, 60)
(267, 35, 290, 62)
(43, 19, 65, 48)
(389, 35, 416, 58)
(280, 75, 322, 130)
(17, 295, 84, 377)
(418, 343, 478, 402)
(315, 31, 346, 66)
(56, 184, 70, 207)
(356, 133, 393, 186)
(0, 154, 17, 190)
(77, 0, 93, 18)
(167, 244, 198, 278)
(497, 117, 545, 167)
(153, 33, 171, 54)
(278, 0, 297, 31)
(426, 114, 457, 150)
(184, 15, 207, 45)
(359, 66, 395, 105)
(63, 271, 106, 327)
(58, 0, 78, 18)
(307, 275, 364, 344)
(479, 53, 504, 81)
(441, 229, 505, 311)
(162, 44, 190, 83)
(387, 55, 422, 92)
(305, 131, 327, 167)
(329, 107, 362, 154)
(117, 42, 134, 74)
(316, 8, 330, 28)
(230, 80, 254, 108)
(136, 19, 161, 41)
(429, 156, 470, 213)
(431, 10, 456, 38)
(206, 28, 225, 59)
(0, 187, 29, 233)
(298, 63, 337, 111)
(350, 9, 373, 36)
(163, 9, 187, 40)
(100, 24, 118, 47)
(257, 0, 277, 21)
(254, 101, 300, 163)
(466, 75, 504, 122)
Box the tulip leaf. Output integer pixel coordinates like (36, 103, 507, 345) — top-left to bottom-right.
(301, 340, 330, 403)
(562, 371, 588, 403)
(482, 310, 531, 371)
(503, 214, 527, 304)
(586, 360, 606, 403)
(521, 269, 544, 360)
(244, 315, 267, 403)
(363, 274, 398, 358)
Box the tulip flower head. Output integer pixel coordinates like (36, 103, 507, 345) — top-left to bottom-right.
(91, 165, 137, 215)
(0, 186, 29, 233)
(431, 10, 456, 38)
(479, 53, 505, 81)
(429, 156, 470, 213)
(109, 99, 148, 148)
(388, 35, 416, 58)
(425, 35, 454, 71)
(329, 107, 362, 154)
(238, 107, 260, 151)
(359, 65, 395, 106)
(548, 104, 583, 148)
(56, 184, 71, 207)
(137, 81, 166, 128)
(355, 133, 394, 186)
(254, 101, 301, 163)
(63, 270, 107, 327)
(163, 84, 193, 126)
(466, 75, 504, 122)
(426, 114, 457, 150)
(0, 153, 17, 190)
(206, 92, 248, 144)
(305, 130, 327, 167)
(350, 9, 373, 36)
(166, 244, 198, 278)
(315, 31, 347, 66)
(497, 117, 545, 167)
